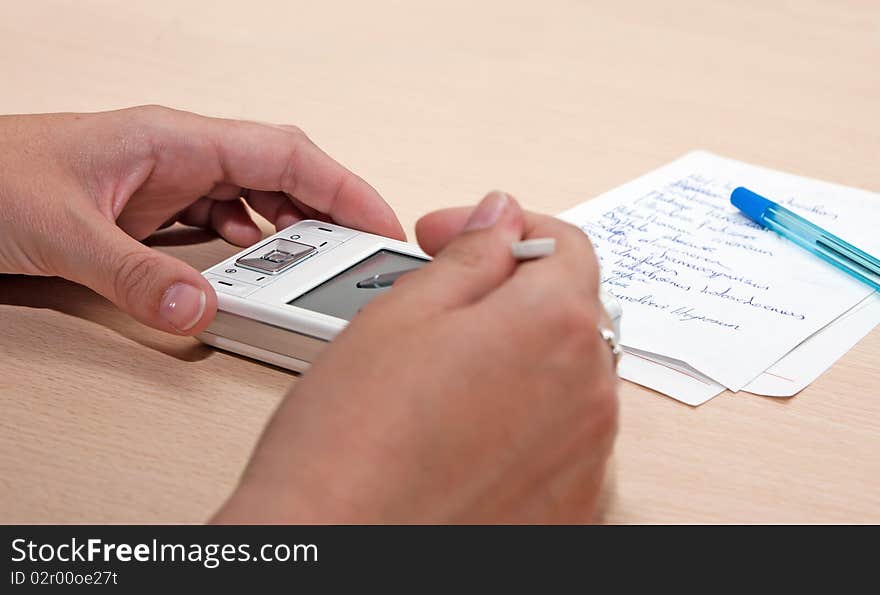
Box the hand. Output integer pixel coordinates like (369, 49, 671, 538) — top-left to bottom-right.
(215, 191, 619, 523)
(0, 105, 403, 334)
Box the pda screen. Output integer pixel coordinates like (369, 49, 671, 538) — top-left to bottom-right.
(288, 250, 427, 320)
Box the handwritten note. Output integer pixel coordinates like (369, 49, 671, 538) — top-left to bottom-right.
(559, 151, 879, 392)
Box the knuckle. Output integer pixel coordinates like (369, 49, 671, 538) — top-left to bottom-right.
(560, 218, 589, 241)
(279, 151, 300, 197)
(567, 352, 619, 443)
(131, 104, 174, 122)
(569, 232, 598, 265)
(120, 105, 178, 158)
(278, 132, 310, 195)
(591, 357, 619, 402)
(113, 250, 164, 311)
(595, 376, 620, 428)
(281, 124, 307, 138)
(541, 293, 612, 372)
(580, 378, 619, 446)
(554, 219, 597, 259)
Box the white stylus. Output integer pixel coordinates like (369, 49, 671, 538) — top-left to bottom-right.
(510, 238, 556, 260)
(356, 238, 558, 289)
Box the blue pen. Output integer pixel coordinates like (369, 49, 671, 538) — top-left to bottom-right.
(731, 187, 880, 291)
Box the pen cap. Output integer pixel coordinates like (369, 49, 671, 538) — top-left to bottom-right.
(730, 187, 774, 225)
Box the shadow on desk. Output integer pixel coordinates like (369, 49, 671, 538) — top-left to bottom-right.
(0, 274, 211, 363)
(143, 226, 218, 248)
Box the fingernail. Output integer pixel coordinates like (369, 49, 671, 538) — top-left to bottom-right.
(160, 283, 206, 331)
(464, 191, 509, 231)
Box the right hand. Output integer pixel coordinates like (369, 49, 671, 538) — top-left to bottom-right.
(215, 191, 619, 523)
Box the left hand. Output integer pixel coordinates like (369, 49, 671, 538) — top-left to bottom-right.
(0, 105, 404, 334)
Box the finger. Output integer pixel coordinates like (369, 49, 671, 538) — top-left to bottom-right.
(415, 206, 474, 255)
(196, 116, 405, 240)
(244, 190, 307, 231)
(285, 193, 328, 222)
(158, 214, 180, 230)
(391, 191, 523, 311)
(511, 215, 601, 300)
(206, 183, 246, 200)
(209, 198, 262, 246)
(475, 217, 609, 378)
(479, 216, 601, 340)
(62, 218, 217, 335)
(177, 197, 216, 228)
(418, 206, 600, 299)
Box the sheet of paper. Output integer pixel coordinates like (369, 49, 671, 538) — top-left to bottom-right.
(559, 151, 880, 393)
(743, 292, 880, 396)
(623, 292, 880, 405)
(619, 348, 725, 406)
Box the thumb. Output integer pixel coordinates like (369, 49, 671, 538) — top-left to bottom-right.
(64, 220, 217, 335)
(395, 191, 523, 311)
(415, 206, 474, 255)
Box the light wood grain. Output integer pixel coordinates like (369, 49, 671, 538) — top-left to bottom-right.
(1, 0, 878, 523)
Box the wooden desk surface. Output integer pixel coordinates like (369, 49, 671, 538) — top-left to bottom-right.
(1, 0, 878, 523)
